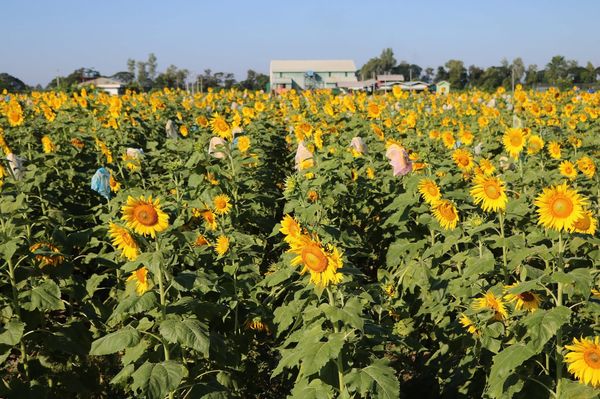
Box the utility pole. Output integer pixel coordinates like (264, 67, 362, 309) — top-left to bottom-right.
(511, 65, 515, 92)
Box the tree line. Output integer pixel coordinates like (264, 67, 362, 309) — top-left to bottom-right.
(1, 50, 599, 93)
(360, 48, 600, 90)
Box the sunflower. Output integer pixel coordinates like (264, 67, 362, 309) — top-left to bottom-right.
(41, 136, 56, 153)
(244, 317, 270, 334)
(559, 160, 577, 180)
(503, 128, 526, 159)
(30, 242, 64, 267)
(418, 179, 442, 205)
(179, 125, 188, 137)
(288, 235, 343, 288)
(478, 159, 496, 176)
(472, 292, 508, 321)
(452, 149, 474, 171)
(108, 223, 139, 261)
(202, 209, 218, 231)
(503, 284, 541, 312)
(121, 195, 169, 238)
(459, 313, 479, 336)
(127, 267, 150, 296)
(441, 131, 455, 149)
(527, 135, 545, 154)
(307, 190, 319, 202)
(548, 141, 561, 159)
(280, 215, 302, 243)
(196, 115, 209, 127)
(577, 156, 596, 178)
(432, 199, 459, 230)
(470, 175, 508, 212)
(210, 113, 232, 140)
(367, 102, 381, 119)
(571, 210, 597, 235)
(237, 136, 250, 153)
(213, 194, 232, 215)
(109, 171, 121, 193)
(214, 235, 229, 256)
(193, 234, 209, 247)
(534, 183, 587, 231)
(564, 336, 600, 388)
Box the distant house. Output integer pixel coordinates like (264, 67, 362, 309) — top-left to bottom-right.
(79, 77, 124, 96)
(269, 60, 357, 92)
(436, 80, 450, 95)
(376, 74, 405, 90)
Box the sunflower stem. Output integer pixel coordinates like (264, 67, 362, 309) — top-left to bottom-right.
(7, 257, 29, 379)
(498, 211, 509, 284)
(326, 288, 346, 395)
(555, 231, 564, 398)
(155, 239, 171, 367)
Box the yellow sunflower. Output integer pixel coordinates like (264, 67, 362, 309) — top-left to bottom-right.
(432, 199, 459, 230)
(559, 160, 577, 180)
(441, 131, 455, 149)
(577, 156, 596, 178)
(418, 179, 442, 205)
(193, 234, 209, 247)
(367, 102, 381, 119)
(210, 113, 232, 140)
(548, 141, 561, 159)
(478, 159, 496, 176)
(29, 242, 64, 267)
(121, 195, 169, 238)
(41, 136, 56, 153)
(288, 235, 343, 288)
(237, 136, 250, 153)
(503, 128, 526, 159)
(534, 183, 587, 231)
(503, 284, 541, 312)
(108, 223, 139, 261)
(214, 235, 229, 256)
(564, 336, 600, 388)
(571, 210, 597, 235)
(527, 135, 544, 154)
(127, 267, 150, 296)
(202, 209, 218, 231)
(472, 292, 508, 321)
(280, 215, 302, 243)
(470, 175, 508, 212)
(452, 148, 474, 171)
(459, 313, 479, 336)
(213, 194, 232, 215)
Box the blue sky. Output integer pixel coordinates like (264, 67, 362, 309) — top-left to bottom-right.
(3, 0, 599, 86)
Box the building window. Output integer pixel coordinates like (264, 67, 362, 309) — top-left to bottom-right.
(279, 72, 283, 77)
(329, 72, 332, 77)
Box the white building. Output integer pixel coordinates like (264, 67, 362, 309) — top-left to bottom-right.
(79, 77, 124, 96)
(269, 60, 357, 91)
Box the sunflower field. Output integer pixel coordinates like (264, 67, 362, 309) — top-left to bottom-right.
(0, 85, 599, 398)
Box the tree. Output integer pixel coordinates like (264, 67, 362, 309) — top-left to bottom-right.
(154, 65, 189, 89)
(444, 60, 467, 89)
(525, 64, 538, 87)
(360, 48, 397, 79)
(0, 73, 28, 92)
(147, 53, 157, 81)
(111, 71, 135, 84)
(391, 61, 422, 81)
(580, 62, 597, 83)
(422, 67, 434, 83)
(545, 55, 572, 88)
(127, 59, 136, 76)
(467, 65, 484, 87)
(478, 67, 505, 91)
(136, 61, 150, 88)
(196, 69, 236, 91)
(434, 66, 449, 83)
(238, 70, 268, 91)
(511, 57, 525, 85)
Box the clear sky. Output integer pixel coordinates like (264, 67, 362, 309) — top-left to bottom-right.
(3, 0, 599, 86)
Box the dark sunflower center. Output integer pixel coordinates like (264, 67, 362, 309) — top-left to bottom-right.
(551, 196, 573, 218)
(302, 246, 328, 273)
(519, 292, 534, 302)
(484, 183, 501, 199)
(134, 205, 158, 226)
(584, 350, 600, 368)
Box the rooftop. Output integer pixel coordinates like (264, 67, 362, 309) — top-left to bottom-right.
(270, 60, 357, 73)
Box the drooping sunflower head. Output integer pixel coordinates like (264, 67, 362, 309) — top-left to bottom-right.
(564, 336, 600, 388)
(214, 235, 229, 256)
(30, 242, 64, 267)
(202, 209, 218, 231)
(503, 284, 541, 312)
(213, 194, 232, 215)
(503, 128, 526, 159)
(121, 195, 169, 238)
(527, 135, 544, 154)
(280, 215, 302, 243)
(472, 292, 508, 321)
(459, 313, 479, 336)
(478, 159, 496, 176)
(571, 210, 597, 235)
(534, 183, 587, 232)
(470, 175, 508, 213)
(126, 267, 150, 296)
(418, 178, 442, 205)
(432, 199, 459, 230)
(108, 222, 139, 261)
(576, 156, 596, 178)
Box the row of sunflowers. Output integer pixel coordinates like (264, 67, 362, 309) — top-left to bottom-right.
(0, 84, 598, 398)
